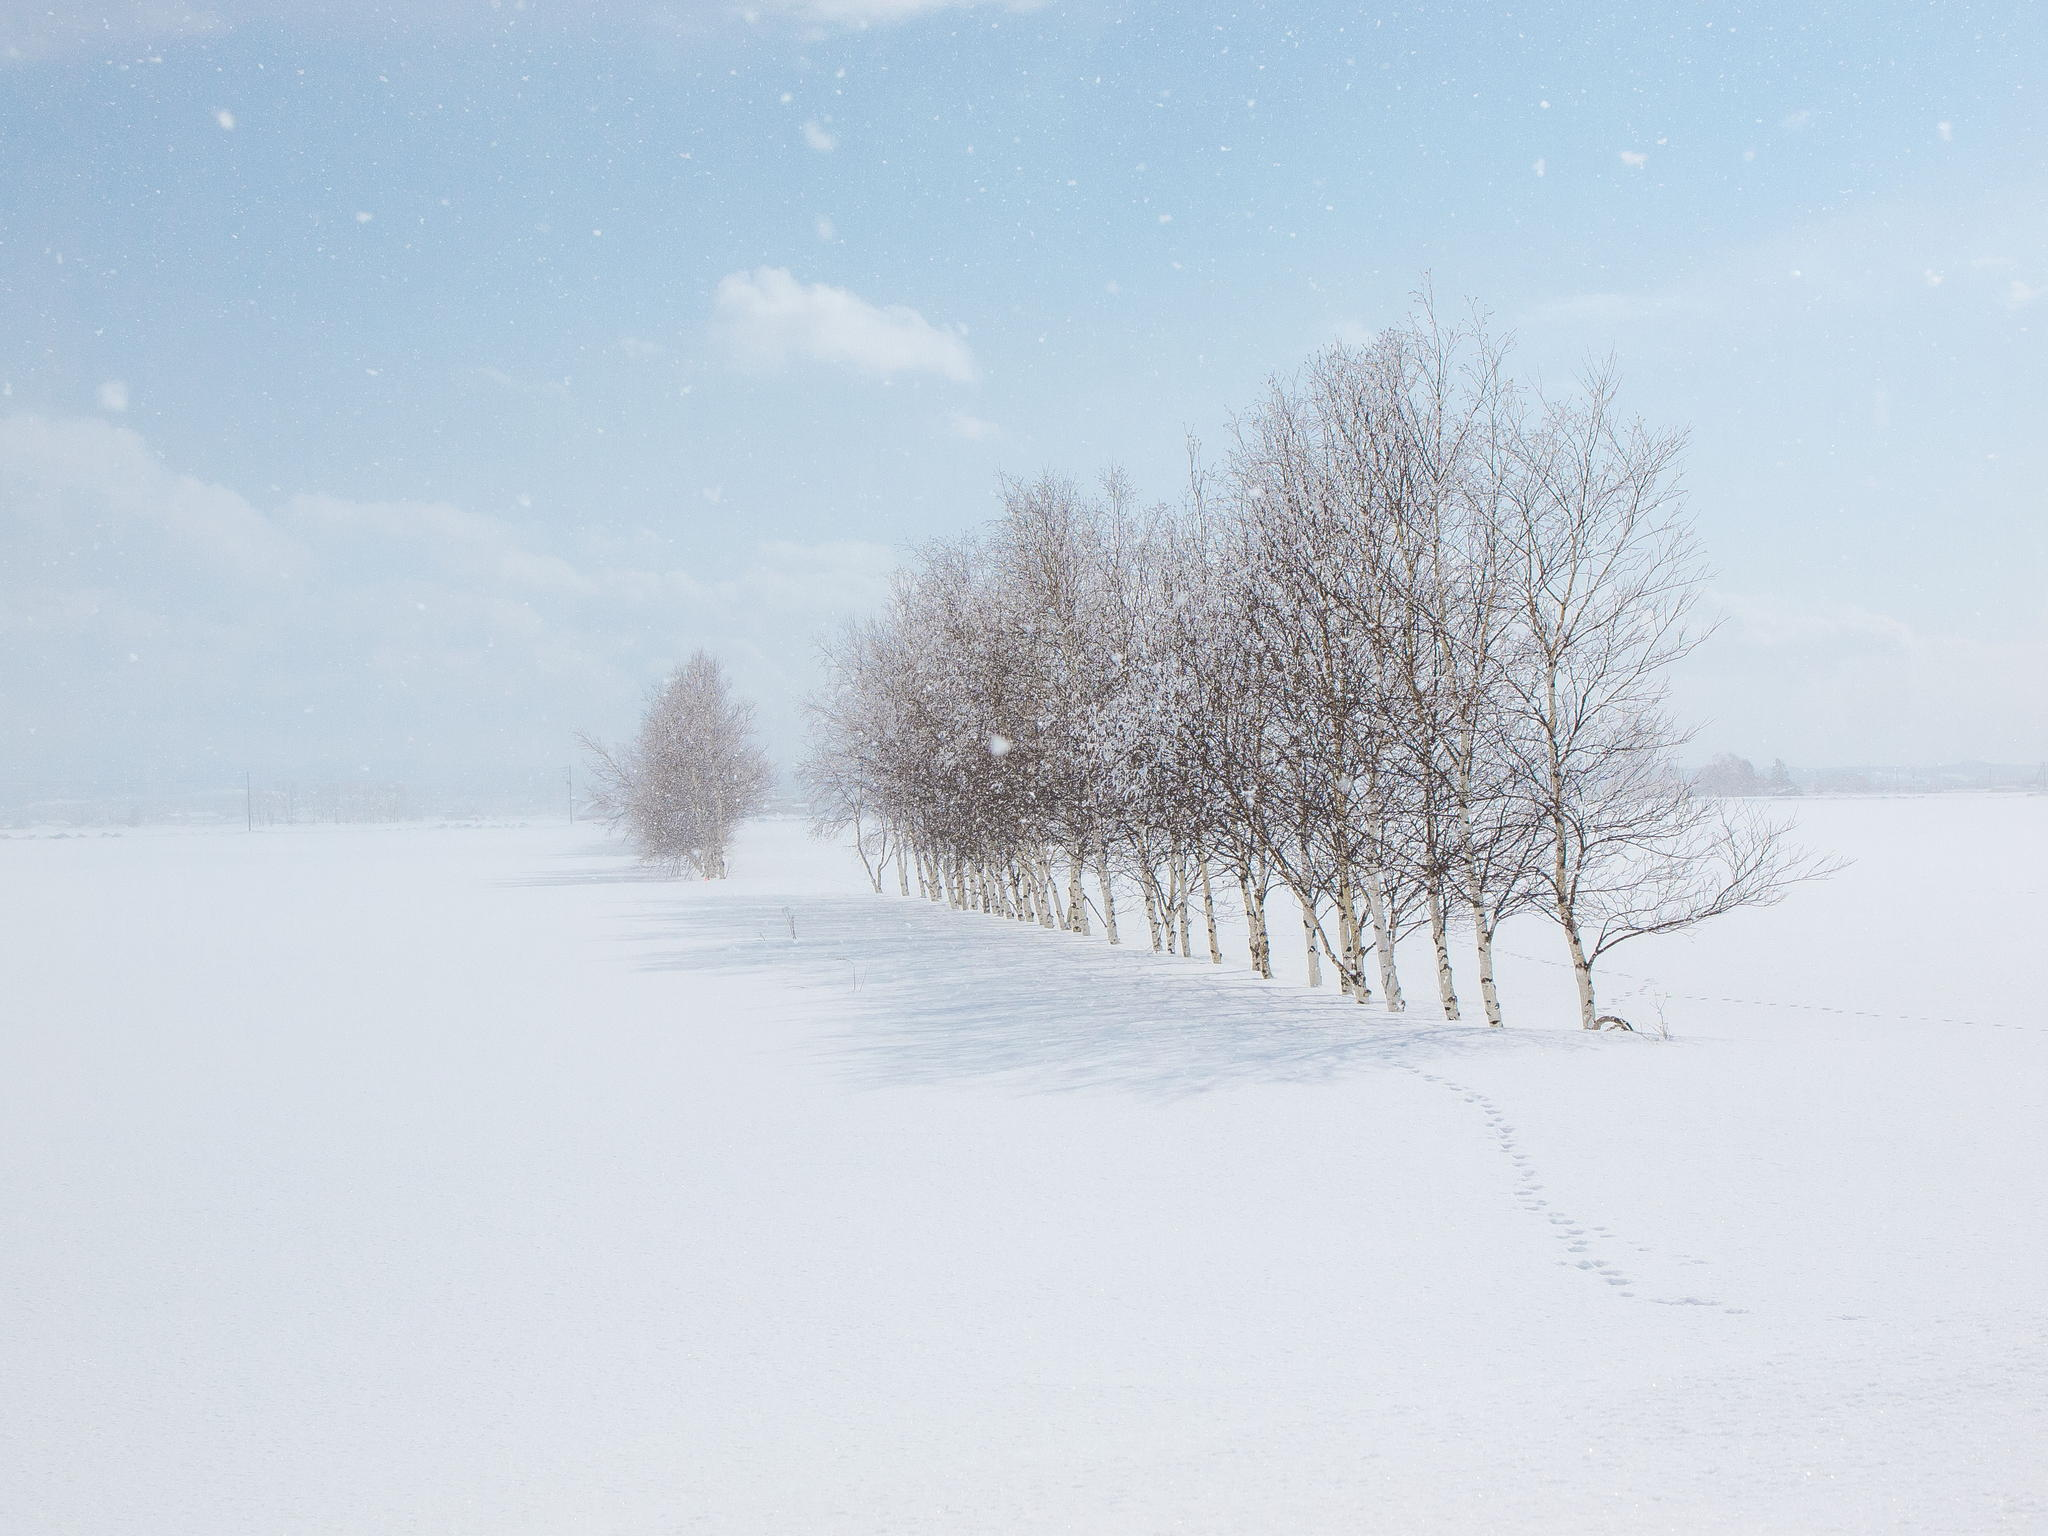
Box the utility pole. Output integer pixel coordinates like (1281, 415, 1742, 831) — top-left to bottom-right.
(565, 763, 574, 824)
(244, 770, 253, 832)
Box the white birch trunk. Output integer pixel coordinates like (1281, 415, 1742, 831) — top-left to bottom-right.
(1453, 796, 1502, 1025)
(1469, 901, 1504, 1028)
(1563, 916, 1599, 1028)
(1361, 865, 1404, 1013)
(1239, 871, 1272, 979)
(1336, 877, 1370, 1003)
(1426, 885, 1460, 1021)
(1549, 820, 1601, 1029)
(1333, 875, 1355, 996)
(854, 819, 883, 893)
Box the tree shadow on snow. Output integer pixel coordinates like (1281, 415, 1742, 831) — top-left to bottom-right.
(626, 891, 1584, 1099)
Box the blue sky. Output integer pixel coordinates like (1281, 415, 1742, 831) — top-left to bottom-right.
(4, 0, 2044, 790)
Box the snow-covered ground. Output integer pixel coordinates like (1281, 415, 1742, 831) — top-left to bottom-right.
(4, 797, 2044, 1533)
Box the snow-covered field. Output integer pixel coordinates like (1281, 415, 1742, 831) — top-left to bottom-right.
(4, 797, 2044, 1533)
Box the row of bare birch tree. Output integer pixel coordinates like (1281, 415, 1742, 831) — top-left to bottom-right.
(804, 303, 1829, 1028)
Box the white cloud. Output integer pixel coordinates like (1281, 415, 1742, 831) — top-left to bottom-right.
(712, 266, 977, 382)
(2, 3, 223, 62)
(1522, 192, 2048, 335)
(767, 0, 1021, 22)
(97, 381, 130, 413)
(1676, 590, 2048, 764)
(467, 366, 573, 404)
(1618, 150, 1648, 169)
(0, 414, 295, 583)
(1706, 592, 1915, 650)
(1522, 289, 1697, 329)
(799, 119, 837, 152)
(0, 413, 896, 783)
(2, 0, 1016, 64)
(947, 411, 999, 440)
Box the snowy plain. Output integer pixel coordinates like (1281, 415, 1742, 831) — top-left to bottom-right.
(3, 796, 2044, 1534)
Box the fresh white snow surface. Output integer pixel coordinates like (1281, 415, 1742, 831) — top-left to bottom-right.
(4, 797, 2044, 1534)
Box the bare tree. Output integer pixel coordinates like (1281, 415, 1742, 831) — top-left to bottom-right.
(1541, 761, 1840, 1027)
(1694, 753, 1766, 796)
(583, 651, 772, 877)
(800, 287, 1836, 1034)
(1496, 373, 1826, 1026)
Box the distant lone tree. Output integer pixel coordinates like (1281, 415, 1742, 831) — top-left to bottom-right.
(1694, 753, 1764, 797)
(581, 651, 773, 877)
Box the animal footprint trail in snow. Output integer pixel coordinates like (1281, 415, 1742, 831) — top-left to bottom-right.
(1495, 945, 2040, 1036)
(1410, 1069, 1739, 1313)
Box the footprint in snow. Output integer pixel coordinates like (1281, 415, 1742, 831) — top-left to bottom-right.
(1409, 1066, 1732, 1310)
